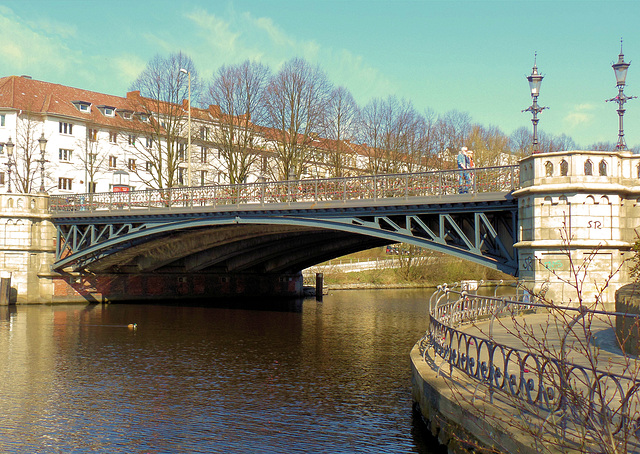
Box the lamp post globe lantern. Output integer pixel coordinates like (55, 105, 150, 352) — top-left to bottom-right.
(523, 53, 548, 154)
(37, 133, 47, 193)
(5, 137, 14, 193)
(607, 39, 636, 150)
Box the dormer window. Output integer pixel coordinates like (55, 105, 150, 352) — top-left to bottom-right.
(72, 101, 92, 113)
(118, 110, 133, 120)
(136, 113, 150, 123)
(97, 105, 116, 117)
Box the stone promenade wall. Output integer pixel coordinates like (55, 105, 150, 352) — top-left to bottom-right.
(410, 344, 537, 453)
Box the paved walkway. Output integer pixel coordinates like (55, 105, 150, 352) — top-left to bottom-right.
(461, 311, 634, 369)
(412, 308, 640, 453)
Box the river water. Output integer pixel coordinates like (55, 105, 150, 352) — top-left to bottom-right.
(0, 288, 445, 453)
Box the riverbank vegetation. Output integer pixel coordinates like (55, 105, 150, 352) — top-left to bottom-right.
(307, 245, 512, 288)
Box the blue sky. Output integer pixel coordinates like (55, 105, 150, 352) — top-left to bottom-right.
(2, 1, 640, 148)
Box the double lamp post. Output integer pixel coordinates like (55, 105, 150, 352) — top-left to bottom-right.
(3, 133, 48, 194)
(524, 41, 635, 153)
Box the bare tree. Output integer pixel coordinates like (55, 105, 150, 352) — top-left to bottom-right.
(416, 108, 440, 171)
(399, 106, 435, 172)
(357, 97, 385, 174)
(510, 126, 533, 158)
(74, 125, 109, 193)
(433, 110, 473, 167)
(207, 60, 271, 184)
(586, 141, 617, 151)
(322, 86, 359, 177)
(12, 109, 44, 193)
(265, 57, 332, 180)
(465, 124, 512, 167)
(537, 131, 577, 154)
(128, 52, 201, 189)
(357, 96, 423, 174)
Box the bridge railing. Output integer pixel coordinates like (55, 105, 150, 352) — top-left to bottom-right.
(49, 165, 519, 213)
(420, 283, 640, 450)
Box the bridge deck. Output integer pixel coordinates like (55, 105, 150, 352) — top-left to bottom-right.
(49, 167, 521, 277)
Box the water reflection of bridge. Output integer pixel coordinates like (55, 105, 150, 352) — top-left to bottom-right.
(49, 166, 520, 276)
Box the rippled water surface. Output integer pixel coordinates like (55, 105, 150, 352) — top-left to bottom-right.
(0, 289, 444, 453)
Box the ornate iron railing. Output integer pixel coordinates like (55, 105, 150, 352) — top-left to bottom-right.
(420, 283, 640, 451)
(49, 165, 519, 213)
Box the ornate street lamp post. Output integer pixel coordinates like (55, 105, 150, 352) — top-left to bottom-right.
(523, 53, 548, 154)
(179, 68, 192, 187)
(5, 137, 14, 193)
(607, 40, 636, 150)
(38, 133, 48, 193)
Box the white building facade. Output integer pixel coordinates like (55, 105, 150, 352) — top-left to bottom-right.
(0, 75, 281, 196)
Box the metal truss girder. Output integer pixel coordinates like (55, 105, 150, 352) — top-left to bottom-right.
(441, 214, 476, 252)
(55, 222, 154, 266)
(475, 212, 514, 262)
(52, 202, 518, 275)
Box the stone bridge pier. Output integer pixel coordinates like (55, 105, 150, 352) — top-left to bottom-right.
(0, 193, 55, 304)
(514, 150, 640, 309)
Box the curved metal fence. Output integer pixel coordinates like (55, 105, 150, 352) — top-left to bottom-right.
(420, 283, 640, 451)
(49, 165, 519, 213)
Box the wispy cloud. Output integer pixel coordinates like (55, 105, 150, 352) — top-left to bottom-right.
(0, 6, 81, 76)
(564, 103, 596, 127)
(181, 7, 395, 103)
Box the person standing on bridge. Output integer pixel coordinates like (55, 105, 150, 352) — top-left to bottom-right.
(457, 147, 471, 193)
(465, 149, 475, 191)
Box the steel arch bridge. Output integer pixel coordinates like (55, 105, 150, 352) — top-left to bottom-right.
(49, 166, 520, 277)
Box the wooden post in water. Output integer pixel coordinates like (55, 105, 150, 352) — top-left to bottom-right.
(315, 273, 323, 302)
(0, 274, 12, 306)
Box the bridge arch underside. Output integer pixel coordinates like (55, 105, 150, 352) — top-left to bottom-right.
(53, 203, 518, 276)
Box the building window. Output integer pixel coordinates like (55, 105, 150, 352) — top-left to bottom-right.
(584, 159, 593, 176)
(88, 181, 97, 193)
(109, 156, 117, 168)
(0, 114, 5, 127)
(545, 161, 553, 177)
(109, 131, 118, 143)
(177, 142, 185, 161)
(145, 137, 153, 149)
(88, 153, 97, 165)
(79, 104, 90, 113)
(0, 172, 4, 185)
(88, 128, 98, 141)
(128, 159, 136, 171)
(200, 146, 207, 163)
(146, 161, 153, 172)
(599, 159, 607, 176)
(200, 126, 209, 140)
(58, 177, 73, 190)
(177, 168, 184, 185)
(59, 122, 73, 135)
(200, 170, 207, 186)
(59, 148, 73, 161)
(560, 159, 568, 176)
(104, 107, 114, 117)
(128, 135, 136, 146)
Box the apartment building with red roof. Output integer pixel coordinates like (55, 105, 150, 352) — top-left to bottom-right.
(0, 75, 431, 195)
